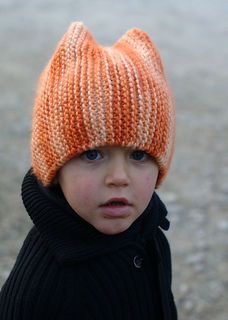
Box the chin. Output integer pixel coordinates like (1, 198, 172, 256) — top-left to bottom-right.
(95, 220, 133, 235)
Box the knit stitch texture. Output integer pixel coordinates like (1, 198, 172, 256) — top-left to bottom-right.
(31, 22, 175, 187)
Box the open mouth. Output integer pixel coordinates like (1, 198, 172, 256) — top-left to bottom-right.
(101, 198, 131, 207)
(99, 198, 132, 218)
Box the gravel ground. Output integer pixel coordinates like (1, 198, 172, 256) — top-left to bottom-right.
(0, 1, 228, 319)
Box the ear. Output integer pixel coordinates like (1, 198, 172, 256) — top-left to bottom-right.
(113, 28, 164, 74)
(48, 21, 98, 72)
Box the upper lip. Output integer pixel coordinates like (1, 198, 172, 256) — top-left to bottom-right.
(100, 198, 132, 206)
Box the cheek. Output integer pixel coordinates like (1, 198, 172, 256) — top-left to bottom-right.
(139, 174, 157, 202)
(145, 175, 151, 184)
(68, 179, 97, 205)
(144, 175, 156, 188)
(144, 164, 159, 189)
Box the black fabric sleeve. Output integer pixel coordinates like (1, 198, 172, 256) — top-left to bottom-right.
(0, 227, 51, 320)
(156, 228, 178, 319)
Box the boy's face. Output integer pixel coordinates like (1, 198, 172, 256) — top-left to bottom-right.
(58, 146, 158, 235)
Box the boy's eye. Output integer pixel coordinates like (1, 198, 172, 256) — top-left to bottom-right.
(131, 150, 148, 161)
(81, 149, 102, 161)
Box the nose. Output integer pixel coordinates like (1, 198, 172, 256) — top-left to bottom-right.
(105, 157, 130, 187)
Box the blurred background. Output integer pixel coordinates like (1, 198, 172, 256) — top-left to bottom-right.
(0, 0, 227, 319)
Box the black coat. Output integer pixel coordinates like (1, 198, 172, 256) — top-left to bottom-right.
(0, 170, 177, 319)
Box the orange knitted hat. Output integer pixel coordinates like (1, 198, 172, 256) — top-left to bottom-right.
(31, 22, 175, 188)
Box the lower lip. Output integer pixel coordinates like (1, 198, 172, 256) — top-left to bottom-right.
(99, 205, 132, 218)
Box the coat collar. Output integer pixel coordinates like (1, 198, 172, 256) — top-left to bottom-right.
(21, 169, 170, 265)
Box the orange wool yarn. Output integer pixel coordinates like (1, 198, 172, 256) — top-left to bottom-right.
(31, 22, 175, 188)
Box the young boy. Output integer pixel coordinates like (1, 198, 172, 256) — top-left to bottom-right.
(0, 22, 177, 319)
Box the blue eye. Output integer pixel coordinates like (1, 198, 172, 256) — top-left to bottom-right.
(82, 149, 102, 161)
(131, 150, 148, 161)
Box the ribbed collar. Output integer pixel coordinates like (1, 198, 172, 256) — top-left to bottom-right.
(21, 169, 170, 265)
